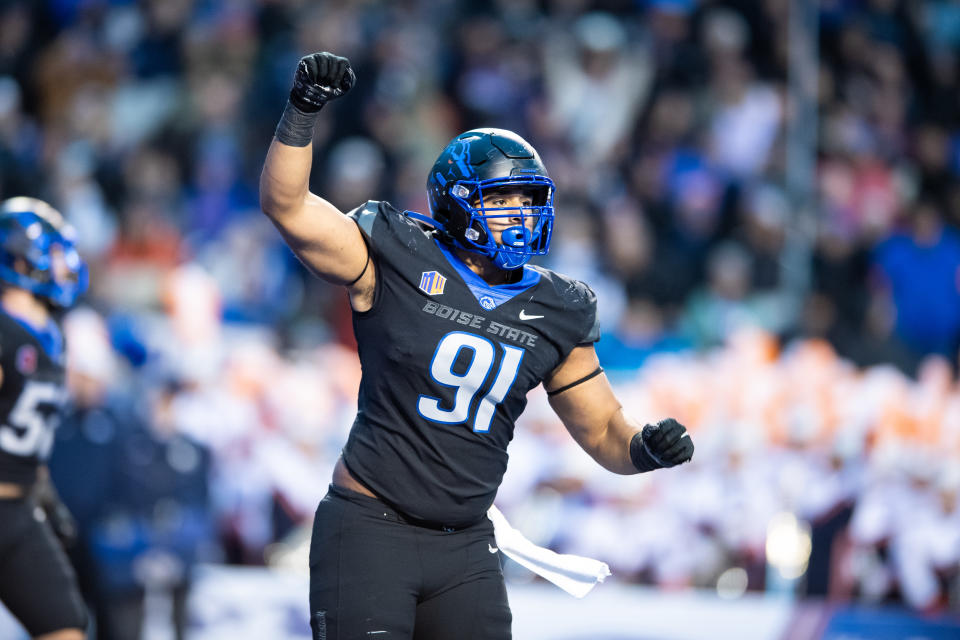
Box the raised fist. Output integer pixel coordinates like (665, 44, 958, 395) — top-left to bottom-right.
(290, 52, 356, 112)
(630, 418, 694, 472)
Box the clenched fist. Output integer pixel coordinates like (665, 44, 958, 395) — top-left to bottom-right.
(290, 51, 356, 112)
(629, 418, 694, 472)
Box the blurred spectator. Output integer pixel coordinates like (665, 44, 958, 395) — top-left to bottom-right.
(52, 308, 215, 640)
(707, 53, 782, 179)
(872, 199, 960, 359)
(542, 11, 652, 167)
(681, 241, 784, 347)
(50, 308, 128, 640)
(595, 297, 691, 376)
(87, 379, 214, 640)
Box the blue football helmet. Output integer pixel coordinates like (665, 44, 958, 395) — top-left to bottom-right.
(0, 197, 88, 307)
(425, 128, 554, 270)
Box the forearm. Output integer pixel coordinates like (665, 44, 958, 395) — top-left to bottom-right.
(259, 138, 314, 217)
(256, 52, 370, 288)
(262, 51, 355, 218)
(550, 385, 695, 475)
(549, 391, 639, 475)
(586, 409, 643, 475)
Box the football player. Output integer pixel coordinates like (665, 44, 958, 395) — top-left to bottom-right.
(0, 197, 88, 640)
(260, 52, 695, 640)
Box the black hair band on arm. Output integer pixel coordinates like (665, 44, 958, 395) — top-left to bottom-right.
(345, 250, 370, 287)
(546, 366, 604, 397)
(345, 229, 372, 287)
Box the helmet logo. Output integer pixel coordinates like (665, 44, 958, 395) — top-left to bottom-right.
(449, 141, 473, 177)
(452, 184, 471, 199)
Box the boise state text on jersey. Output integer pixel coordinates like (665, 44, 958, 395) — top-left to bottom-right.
(341, 201, 598, 527)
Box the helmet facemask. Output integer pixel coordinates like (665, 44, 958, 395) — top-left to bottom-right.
(446, 175, 555, 270)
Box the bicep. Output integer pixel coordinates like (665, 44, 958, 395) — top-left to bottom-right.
(267, 193, 371, 287)
(259, 140, 370, 288)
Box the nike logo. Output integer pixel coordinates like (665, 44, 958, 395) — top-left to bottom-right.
(488, 544, 499, 554)
(518, 310, 544, 320)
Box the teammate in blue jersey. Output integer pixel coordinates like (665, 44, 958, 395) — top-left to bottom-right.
(261, 52, 695, 640)
(0, 197, 88, 640)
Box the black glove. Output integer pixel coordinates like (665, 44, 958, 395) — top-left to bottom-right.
(629, 418, 694, 472)
(289, 51, 355, 112)
(30, 476, 78, 547)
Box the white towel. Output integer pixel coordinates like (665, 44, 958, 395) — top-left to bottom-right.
(487, 505, 611, 598)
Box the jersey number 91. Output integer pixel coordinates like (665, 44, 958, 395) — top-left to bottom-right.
(418, 331, 524, 433)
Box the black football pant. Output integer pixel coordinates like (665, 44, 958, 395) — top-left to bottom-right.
(309, 484, 511, 640)
(0, 497, 88, 636)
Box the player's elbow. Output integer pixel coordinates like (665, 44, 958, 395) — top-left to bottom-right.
(259, 168, 306, 221)
(575, 420, 634, 475)
(587, 445, 635, 475)
(259, 188, 282, 220)
(259, 183, 298, 223)
(259, 171, 284, 216)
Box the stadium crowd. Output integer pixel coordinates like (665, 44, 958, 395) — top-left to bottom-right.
(2, 0, 960, 633)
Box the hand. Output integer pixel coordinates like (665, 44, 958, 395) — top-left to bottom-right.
(44, 498, 79, 547)
(29, 477, 78, 547)
(290, 51, 356, 112)
(629, 418, 694, 472)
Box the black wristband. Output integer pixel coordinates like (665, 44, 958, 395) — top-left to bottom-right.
(629, 429, 665, 473)
(275, 100, 322, 147)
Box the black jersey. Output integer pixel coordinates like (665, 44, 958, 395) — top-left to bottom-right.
(341, 201, 599, 527)
(0, 311, 66, 486)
